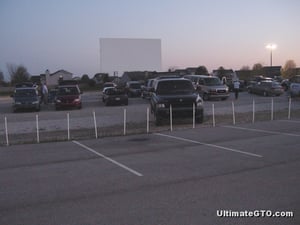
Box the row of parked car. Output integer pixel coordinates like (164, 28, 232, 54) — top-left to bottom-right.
(103, 74, 299, 106)
(11, 81, 82, 112)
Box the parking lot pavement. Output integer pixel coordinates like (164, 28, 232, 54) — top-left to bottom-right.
(0, 120, 299, 225)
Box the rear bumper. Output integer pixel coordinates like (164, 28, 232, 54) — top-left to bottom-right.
(55, 102, 82, 109)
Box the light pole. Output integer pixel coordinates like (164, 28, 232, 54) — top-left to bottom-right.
(266, 44, 277, 67)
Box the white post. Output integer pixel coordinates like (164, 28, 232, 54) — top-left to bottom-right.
(252, 99, 255, 123)
(271, 98, 274, 121)
(67, 113, 70, 140)
(192, 103, 195, 129)
(232, 101, 236, 125)
(123, 108, 126, 135)
(212, 103, 215, 127)
(146, 107, 150, 133)
(170, 104, 173, 132)
(4, 117, 9, 146)
(288, 97, 291, 120)
(93, 111, 98, 139)
(36, 114, 40, 143)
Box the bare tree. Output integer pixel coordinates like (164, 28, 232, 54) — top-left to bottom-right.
(252, 63, 263, 75)
(0, 70, 4, 83)
(7, 64, 30, 84)
(282, 60, 296, 79)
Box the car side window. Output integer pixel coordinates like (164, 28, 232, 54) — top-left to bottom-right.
(198, 79, 204, 85)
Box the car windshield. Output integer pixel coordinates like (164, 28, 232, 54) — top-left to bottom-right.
(104, 83, 115, 88)
(58, 87, 79, 95)
(272, 82, 282, 88)
(106, 88, 125, 95)
(129, 83, 141, 89)
(203, 77, 222, 86)
(15, 89, 36, 97)
(291, 77, 300, 83)
(156, 80, 194, 95)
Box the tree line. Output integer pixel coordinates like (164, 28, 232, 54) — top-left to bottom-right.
(0, 60, 298, 86)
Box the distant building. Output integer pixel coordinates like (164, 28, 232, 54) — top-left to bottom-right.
(31, 69, 73, 87)
(262, 66, 281, 78)
(212, 69, 237, 80)
(46, 69, 73, 86)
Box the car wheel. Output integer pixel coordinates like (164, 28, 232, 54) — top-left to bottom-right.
(154, 113, 162, 126)
(196, 112, 204, 123)
(203, 93, 209, 101)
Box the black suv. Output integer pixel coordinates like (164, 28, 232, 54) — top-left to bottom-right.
(150, 78, 204, 125)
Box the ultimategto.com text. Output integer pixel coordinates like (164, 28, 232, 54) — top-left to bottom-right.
(217, 209, 294, 218)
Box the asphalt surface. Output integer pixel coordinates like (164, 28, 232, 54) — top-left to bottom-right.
(0, 120, 299, 225)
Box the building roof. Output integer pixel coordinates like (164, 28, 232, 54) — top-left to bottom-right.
(50, 69, 73, 76)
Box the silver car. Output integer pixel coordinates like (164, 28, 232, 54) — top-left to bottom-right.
(184, 75, 229, 100)
(248, 81, 284, 97)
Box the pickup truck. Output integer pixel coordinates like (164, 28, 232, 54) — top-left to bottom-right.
(150, 78, 204, 125)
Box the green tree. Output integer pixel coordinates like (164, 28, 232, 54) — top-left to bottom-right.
(7, 64, 30, 84)
(195, 66, 208, 75)
(240, 65, 250, 71)
(81, 74, 90, 83)
(281, 60, 296, 79)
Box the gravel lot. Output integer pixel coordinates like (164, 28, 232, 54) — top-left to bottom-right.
(0, 91, 299, 145)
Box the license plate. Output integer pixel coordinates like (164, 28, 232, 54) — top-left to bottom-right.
(115, 97, 120, 101)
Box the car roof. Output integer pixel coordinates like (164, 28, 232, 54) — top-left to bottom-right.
(58, 85, 79, 88)
(156, 78, 189, 82)
(127, 81, 140, 83)
(15, 87, 36, 91)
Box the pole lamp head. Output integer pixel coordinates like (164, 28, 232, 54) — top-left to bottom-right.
(266, 44, 277, 50)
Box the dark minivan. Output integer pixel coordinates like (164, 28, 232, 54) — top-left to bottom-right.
(12, 87, 40, 112)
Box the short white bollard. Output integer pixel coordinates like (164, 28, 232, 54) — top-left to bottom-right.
(67, 113, 70, 140)
(192, 103, 195, 129)
(93, 111, 98, 139)
(36, 114, 40, 143)
(146, 107, 150, 133)
(271, 98, 274, 121)
(5, 117, 9, 146)
(212, 104, 215, 127)
(170, 104, 173, 132)
(288, 97, 291, 120)
(232, 101, 236, 125)
(123, 108, 127, 136)
(252, 99, 255, 123)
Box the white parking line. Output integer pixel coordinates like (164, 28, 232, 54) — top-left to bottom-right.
(154, 133, 263, 158)
(223, 125, 300, 137)
(72, 140, 143, 177)
(279, 119, 300, 124)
